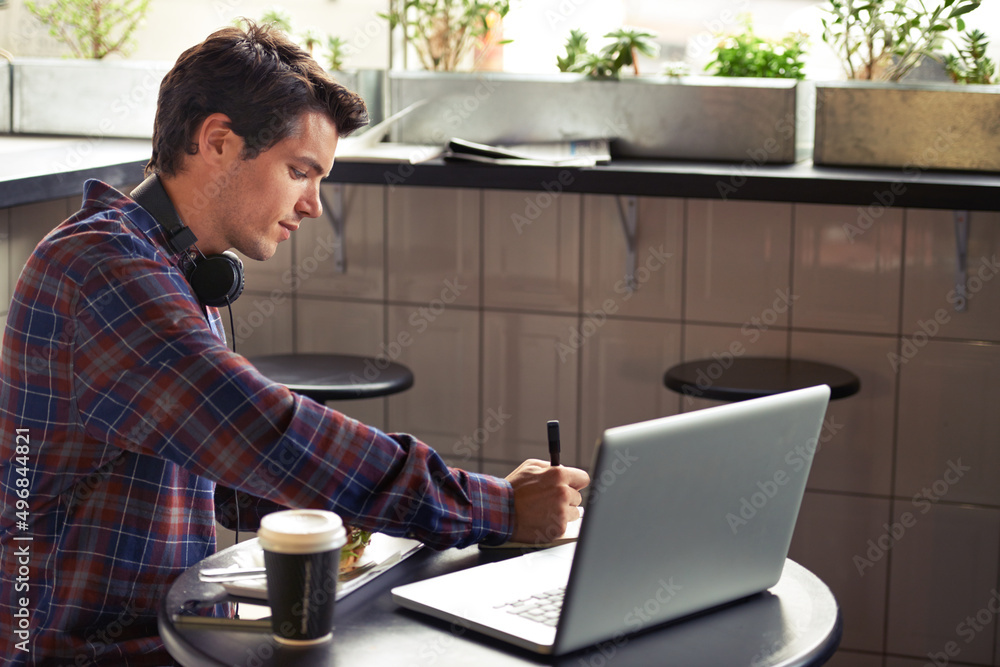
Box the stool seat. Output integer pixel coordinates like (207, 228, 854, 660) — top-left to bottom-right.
(248, 353, 414, 402)
(664, 357, 860, 402)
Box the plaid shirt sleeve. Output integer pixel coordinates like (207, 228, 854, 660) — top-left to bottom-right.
(0, 181, 513, 665)
(71, 250, 513, 549)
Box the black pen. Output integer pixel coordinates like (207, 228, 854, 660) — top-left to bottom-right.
(547, 420, 561, 467)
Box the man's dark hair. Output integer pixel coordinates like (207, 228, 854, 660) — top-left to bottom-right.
(147, 21, 368, 176)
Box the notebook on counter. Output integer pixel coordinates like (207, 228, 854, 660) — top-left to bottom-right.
(392, 385, 831, 655)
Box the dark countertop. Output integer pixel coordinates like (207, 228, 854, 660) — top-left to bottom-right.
(3, 136, 999, 210)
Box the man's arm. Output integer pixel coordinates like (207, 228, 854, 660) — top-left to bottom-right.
(70, 255, 513, 549)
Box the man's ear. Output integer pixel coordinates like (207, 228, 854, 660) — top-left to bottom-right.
(196, 113, 242, 168)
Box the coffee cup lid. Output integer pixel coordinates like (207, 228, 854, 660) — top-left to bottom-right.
(258, 509, 347, 554)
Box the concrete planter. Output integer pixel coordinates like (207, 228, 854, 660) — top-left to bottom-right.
(332, 69, 385, 129)
(389, 71, 801, 164)
(13, 58, 170, 138)
(9, 61, 383, 140)
(813, 81, 1000, 172)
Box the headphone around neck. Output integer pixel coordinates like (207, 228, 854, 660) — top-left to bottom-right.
(130, 174, 245, 308)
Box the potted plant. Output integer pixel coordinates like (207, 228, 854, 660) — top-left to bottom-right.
(703, 18, 808, 80)
(812, 0, 1000, 172)
(389, 19, 804, 166)
(383, 0, 510, 72)
(12, 0, 168, 138)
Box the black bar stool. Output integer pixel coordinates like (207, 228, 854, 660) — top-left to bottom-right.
(664, 357, 860, 402)
(248, 353, 414, 402)
(218, 353, 415, 533)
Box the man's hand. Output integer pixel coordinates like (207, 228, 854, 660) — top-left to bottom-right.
(505, 459, 590, 544)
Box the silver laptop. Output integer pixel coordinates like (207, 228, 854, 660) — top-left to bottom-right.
(391, 385, 831, 655)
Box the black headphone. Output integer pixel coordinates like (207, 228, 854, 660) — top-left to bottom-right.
(131, 174, 245, 308)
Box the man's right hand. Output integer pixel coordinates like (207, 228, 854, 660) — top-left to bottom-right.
(505, 459, 590, 544)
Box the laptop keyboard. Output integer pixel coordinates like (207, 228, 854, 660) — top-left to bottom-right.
(495, 586, 566, 626)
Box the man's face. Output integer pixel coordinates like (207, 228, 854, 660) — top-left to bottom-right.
(214, 110, 339, 261)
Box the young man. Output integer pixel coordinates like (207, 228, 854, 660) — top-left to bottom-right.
(0, 23, 589, 665)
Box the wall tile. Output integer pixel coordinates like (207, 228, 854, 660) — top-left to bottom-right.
(885, 502, 1000, 665)
(885, 658, 935, 667)
(793, 203, 903, 334)
(582, 195, 683, 320)
(386, 305, 479, 467)
(826, 650, 884, 667)
(903, 208, 1000, 343)
(221, 290, 295, 358)
(894, 340, 1000, 506)
(294, 183, 384, 300)
(788, 492, 891, 653)
(8, 198, 69, 288)
(294, 296, 386, 430)
(482, 312, 579, 466)
(483, 189, 580, 312)
(233, 232, 293, 295)
(579, 318, 682, 467)
(686, 199, 792, 326)
(791, 331, 896, 496)
(387, 186, 480, 307)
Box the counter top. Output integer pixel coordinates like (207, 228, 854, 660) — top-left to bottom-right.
(329, 157, 1000, 211)
(0, 136, 149, 208)
(2, 136, 999, 210)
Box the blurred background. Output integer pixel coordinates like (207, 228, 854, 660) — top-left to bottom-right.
(2, 0, 999, 80)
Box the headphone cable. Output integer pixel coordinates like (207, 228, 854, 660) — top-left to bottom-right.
(225, 298, 242, 619)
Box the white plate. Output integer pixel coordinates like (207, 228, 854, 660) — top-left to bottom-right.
(218, 534, 423, 601)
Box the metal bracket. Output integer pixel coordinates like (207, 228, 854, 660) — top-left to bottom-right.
(953, 210, 969, 312)
(615, 196, 638, 292)
(320, 184, 346, 274)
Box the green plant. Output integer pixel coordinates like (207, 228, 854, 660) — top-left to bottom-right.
(943, 29, 995, 83)
(326, 36, 348, 71)
(820, 0, 982, 81)
(555, 28, 588, 73)
(705, 18, 808, 79)
(300, 29, 323, 58)
(556, 26, 659, 79)
(382, 0, 510, 71)
(25, 0, 152, 59)
(603, 27, 659, 76)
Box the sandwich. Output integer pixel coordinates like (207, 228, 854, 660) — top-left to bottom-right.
(340, 526, 373, 573)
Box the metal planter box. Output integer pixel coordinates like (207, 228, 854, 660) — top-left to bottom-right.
(13, 58, 170, 138)
(332, 69, 385, 128)
(389, 71, 799, 164)
(813, 82, 1000, 172)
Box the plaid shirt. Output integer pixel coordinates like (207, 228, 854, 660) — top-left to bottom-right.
(0, 180, 513, 666)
